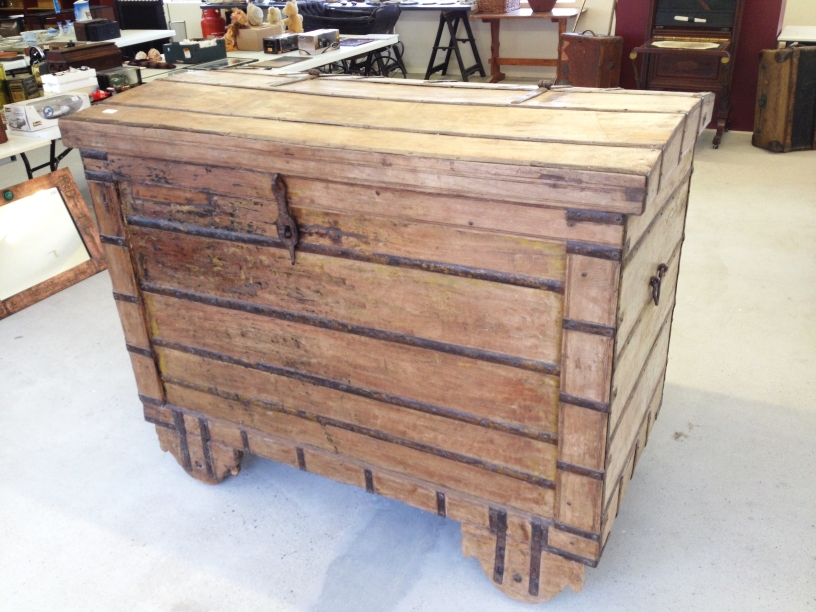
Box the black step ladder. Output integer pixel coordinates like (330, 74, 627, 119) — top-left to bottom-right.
(424, 9, 486, 82)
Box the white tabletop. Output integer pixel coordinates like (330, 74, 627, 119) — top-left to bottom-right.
(0, 127, 61, 160)
(778, 25, 816, 43)
(49, 29, 176, 48)
(140, 34, 399, 80)
(229, 34, 399, 73)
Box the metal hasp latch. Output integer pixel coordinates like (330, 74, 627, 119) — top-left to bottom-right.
(649, 263, 669, 306)
(272, 173, 299, 265)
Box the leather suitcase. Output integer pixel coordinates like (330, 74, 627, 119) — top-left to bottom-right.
(753, 46, 816, 153)
(558, 31, 623, 88)
(45, 42, 123, 73)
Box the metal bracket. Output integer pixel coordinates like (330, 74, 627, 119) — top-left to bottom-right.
(272, 173, 299, 265)
(649, 263, 669, 306)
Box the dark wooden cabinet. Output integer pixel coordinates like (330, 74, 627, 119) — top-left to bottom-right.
(630, 0, 744, 148)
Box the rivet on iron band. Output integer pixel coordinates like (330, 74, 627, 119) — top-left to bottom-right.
(490, 508, 508, 585)
(436, 492, 447, 517)
(198, 417, 215, 480)
(528, 521, 545, 596)
(172, 409, 192, 473)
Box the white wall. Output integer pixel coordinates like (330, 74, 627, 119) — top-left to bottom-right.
(783, 0, 816, 26)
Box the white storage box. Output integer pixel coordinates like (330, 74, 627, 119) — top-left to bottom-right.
(4, 93, 91, 132)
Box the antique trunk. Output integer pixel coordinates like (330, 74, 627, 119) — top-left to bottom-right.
(61, 75, 713, 603)
(753, 46, 816, 153)
(44, 41, 124, 73)
(558, 32, 624, 88)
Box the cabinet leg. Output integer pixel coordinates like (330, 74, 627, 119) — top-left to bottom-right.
(461, 521, 585, 603)
(155, 410, 242, 485)
(713, 118, 726, 149)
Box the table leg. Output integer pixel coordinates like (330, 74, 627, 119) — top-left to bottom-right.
(488, 20, 505, 83)
(20, 152, 34, 180)
(555, 17, 567, 83)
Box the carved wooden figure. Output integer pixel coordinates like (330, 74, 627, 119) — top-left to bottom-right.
(61, 74, 714, 603)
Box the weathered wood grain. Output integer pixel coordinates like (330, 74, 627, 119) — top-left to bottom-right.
(118, 165, 623, 247)
(120, 183, 567, 283)
(605, 324, 671, 507)
(461, 523, 584, 604)
(564, 255, 620, 327)
(557, 470, 603, 533)
(158, 350, 558, 479)
(145, 294, 560, 432)
(61, 108, 658, 213)
(131, 227, 564, 363)
(616, 185, 689, 359)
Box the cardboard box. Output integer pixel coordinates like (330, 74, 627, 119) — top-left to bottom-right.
(237, 24, 285, 51)
(4, 92, 90, 132)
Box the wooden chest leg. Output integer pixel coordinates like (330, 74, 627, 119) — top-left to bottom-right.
(153, 411, 243, 485)
(461, 521, 585, 603)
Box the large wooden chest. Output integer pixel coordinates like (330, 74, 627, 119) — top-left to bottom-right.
(61, 75, 713, 603)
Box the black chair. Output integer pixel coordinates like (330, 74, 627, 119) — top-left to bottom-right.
(297, 1, 406, 77)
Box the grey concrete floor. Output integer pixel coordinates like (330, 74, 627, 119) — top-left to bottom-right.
(1, 132, 815, 611)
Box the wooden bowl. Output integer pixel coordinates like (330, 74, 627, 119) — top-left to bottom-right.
(527, 0, 557, 12)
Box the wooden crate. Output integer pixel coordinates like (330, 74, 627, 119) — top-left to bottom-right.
(61, 75, 713, 603)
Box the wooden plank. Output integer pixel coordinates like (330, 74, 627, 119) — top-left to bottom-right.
(106, 80, 686, 149)
(610, 244, 681, 430)
(560, 332, 614, 405)
(557, 470, 602, 533)
(128, 351, 163, 401)
(61, 109, 659, 213)
(158, 350, 558, 479)
(604, 326, 671, 507)
(558, 403, 607, 472)
(120, 182, 567, 283)
(624, 159, 692, 256)
(146, 294, 560, 433)
(87, 180, 124, 238)
(563, 255, 620, 327)
(313, 424, 555, 516)
(171, 70, 532, 104)
(115, 299, 150, 349)
(118, 165, 623, 247)
(547, 526, 600, 560)
(131, 227, 564, 363)
(523, 89, 707, 114)
(658, 123, 685, 190)
(102, 244, 137, 296)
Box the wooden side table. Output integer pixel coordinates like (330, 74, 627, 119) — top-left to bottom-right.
(472, 8, 581, 83)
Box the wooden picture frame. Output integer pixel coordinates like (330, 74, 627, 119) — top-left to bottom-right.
(0, 168, 107, 320)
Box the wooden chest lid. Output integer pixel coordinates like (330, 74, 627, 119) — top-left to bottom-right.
(60, 73, 714, 215)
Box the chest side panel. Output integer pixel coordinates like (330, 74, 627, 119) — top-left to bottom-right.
(600, 175, 692, 549)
